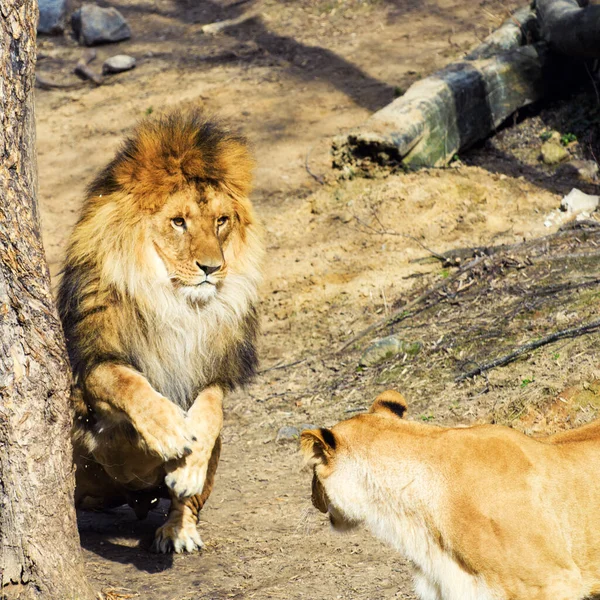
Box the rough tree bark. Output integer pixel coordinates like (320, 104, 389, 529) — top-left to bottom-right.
(0, 2, 95, 599)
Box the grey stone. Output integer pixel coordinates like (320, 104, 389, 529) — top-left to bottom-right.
(299, 423, 318, 432)
(560, 188, 599, 215)
(275, 424, 318, 442)
(556, 159, 599, 181)
(38, 0, 69, 34)
(541, 141, 569, 165)
(71, 4, 131, 46)
(102, 54, 136, 74)
(359, 335, 422, 367)
(276, 426, 299, 442)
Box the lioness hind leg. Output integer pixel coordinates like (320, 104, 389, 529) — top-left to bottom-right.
(152, 437, 221, 553)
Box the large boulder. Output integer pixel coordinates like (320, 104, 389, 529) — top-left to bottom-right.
(38, 0, 69, 34)
(71, 4, 131, 46)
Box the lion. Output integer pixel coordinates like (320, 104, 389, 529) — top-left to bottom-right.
(57, 110, 263, 553)
(301, 390, 600, 600)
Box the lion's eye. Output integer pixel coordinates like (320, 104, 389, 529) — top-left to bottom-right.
(171, 217, 186, 230)
(216, 216, 229, 228)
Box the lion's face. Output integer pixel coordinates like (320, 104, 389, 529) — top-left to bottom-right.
(149, 184, 242, 303)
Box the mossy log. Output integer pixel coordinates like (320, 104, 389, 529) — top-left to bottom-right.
(333, 44, 562, 171)
(537, 0, 600, 58)
(466, 6, 537, 60)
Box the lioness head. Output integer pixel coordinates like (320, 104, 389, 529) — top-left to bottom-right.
(70, 110, 261, 306)
(300, 390, 408, 532)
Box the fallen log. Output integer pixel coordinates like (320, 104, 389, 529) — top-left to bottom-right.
(537, 0, 600, 58)
(333, 43, 570, 171)
(466, 6, 537, 60)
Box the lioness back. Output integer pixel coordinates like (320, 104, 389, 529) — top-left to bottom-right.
(302, 390, 600, 600)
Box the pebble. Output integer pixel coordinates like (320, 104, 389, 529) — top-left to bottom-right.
(334, 211, 353, 224)
(541, 141, 569, 165)
(72, 4, 131, 46)
(103, 54, 136, 74)
(38, 0, 68, 34)
(359, 335, 422, 367)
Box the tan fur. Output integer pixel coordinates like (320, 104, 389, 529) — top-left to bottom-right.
(60, 111, 263, 552)
(302, 390, 600, 600)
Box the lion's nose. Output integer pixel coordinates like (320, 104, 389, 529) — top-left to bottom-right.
(196, 262, 221, 276)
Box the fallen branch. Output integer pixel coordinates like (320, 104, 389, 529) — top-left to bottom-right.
(338, 223, 600, 354)
(74, 49, 103, 86)
(258, 358, 306, 374)
(35, 73, 86, 90)
(455, 318, 600, 382)
(337, 255, 486, 353)
(200, 12, 257, 34)
(305, 144, 325, 185)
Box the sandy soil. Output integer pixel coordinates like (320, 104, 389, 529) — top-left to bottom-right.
(35, 0, 600, 598)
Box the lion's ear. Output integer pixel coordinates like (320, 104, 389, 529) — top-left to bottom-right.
(370, 390, 408, 419)
(300, 428, 337, 465)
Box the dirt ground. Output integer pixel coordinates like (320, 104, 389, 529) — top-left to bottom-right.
(35, 0, 600, 598)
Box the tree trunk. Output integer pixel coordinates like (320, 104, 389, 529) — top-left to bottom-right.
(0, 2, 95, 599)
(537, 0, 600, 58)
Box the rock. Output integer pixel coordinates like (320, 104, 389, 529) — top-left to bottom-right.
(556, 159, 598, 181)
(543, 208, 571, 228)
(359, 335, 422, 367)
(71, 4, 131, 46)
(102, 54, 136, 74)
(38, 0, 68, 34)
(299, 423, 318, 432)
(541, 141, 569, 165)
(560, 188, 600, 215)
(275, 423, 317, 442)
(333, 211, 353, 224)
(276, 426, 299, 442)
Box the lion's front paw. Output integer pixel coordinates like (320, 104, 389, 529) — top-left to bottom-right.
(151, 519, 204, 554)
(134, 400, 196, 461)
(164, 455, 208, 499)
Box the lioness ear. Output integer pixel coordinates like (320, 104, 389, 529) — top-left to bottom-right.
(300, 428, 337, 465)
(370, 390, 408, 419)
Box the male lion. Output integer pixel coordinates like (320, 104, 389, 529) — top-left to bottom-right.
(58, 110, 263, 553)
(301, 390, 600, 600)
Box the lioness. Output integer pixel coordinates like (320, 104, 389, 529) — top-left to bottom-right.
(58, 110, 263, 553)
(301, 390, 600, 600)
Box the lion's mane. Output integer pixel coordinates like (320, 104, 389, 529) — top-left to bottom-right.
(58, 111, 263, 419)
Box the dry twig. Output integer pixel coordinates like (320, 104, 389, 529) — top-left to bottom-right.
(35, 73, 86, 90)
(74, 49, 103, 85)
(338, 254, 486, 352)
(456, 318, 600, 382)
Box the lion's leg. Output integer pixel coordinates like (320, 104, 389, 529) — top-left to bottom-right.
(84, 362, 196, 461)
(164, 385, 223, 498)
(74, 450, 127, 510)
(152, 437, 221, 553)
